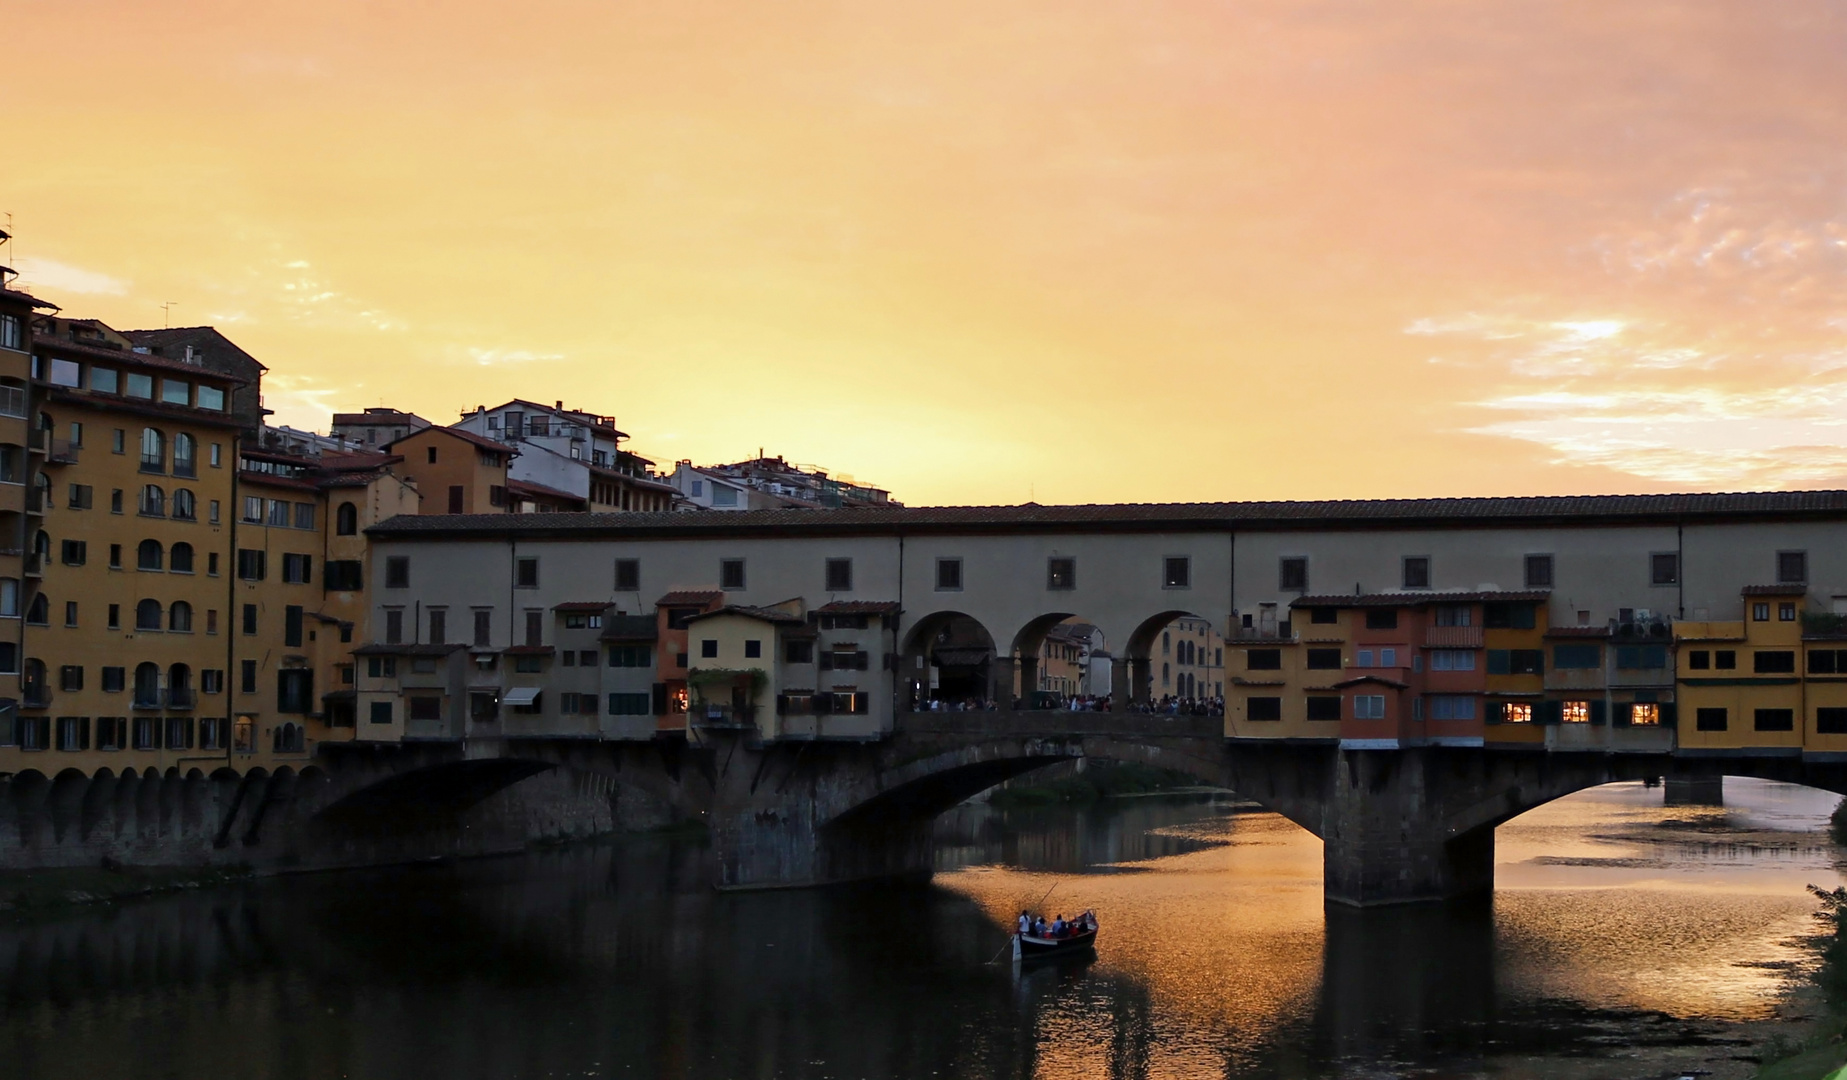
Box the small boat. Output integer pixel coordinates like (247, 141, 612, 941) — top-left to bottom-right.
(1012, 924, 1098, 961)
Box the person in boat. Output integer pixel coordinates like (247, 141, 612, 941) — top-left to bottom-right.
(1018, 911, 1031, 935)
(1032, 916, 1049, 937)
(1050, 914, 1066, 937)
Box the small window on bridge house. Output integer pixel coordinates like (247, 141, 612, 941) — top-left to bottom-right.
(1247, 697, 1281, 721)
(1778, 550, 1808, 584)
(1363, 609, 1397, 630)
(1553, 644, 1600, 669)
(744, 640, 762, 659)
(1560, 700, 1590, 723)
(1309, 607, 1337, 624)
(1430, 695, 1475, 720)
(1352, 695, 1386, 720)
(1402, 557, 1430, 589)
(1780, 602, 1797, 622)
(1696, 707, 1727, 731)
(1047, 557, 1076, 590)
(369, 702, 393, 724)
(1279, 557, 1307, 591)
(1817, 708, 1847, 734)
(1163, 557, 1190, 589)
(785, 639, 814, 664)
(1714, 650, 1736, 669)
(825, 558, 852, 592)
(1524, 554, 1554, 589)
(515, 558, 540, 589)
(1433, 605, 1471, 627)
(1754, 708, 1795, 731)
(1305, 696, 1341, 721)
(1246, 649, 1282, 671)
(1754, 650, 1796, 674)
(1810, 650, 1847, 674)
(1753, 603, 1771, 621)
(1650, 552, 1679, 586)
(701, 639, 718, 658)
(1502, 703, 1533, 723)
(720, 559, 746, 590)
(614, 558, 640, 591)
(1687, 650, 1710, 670)
(1629, 703, 1660, 725)
(1305, 648, 1342, 670)
(935, 558, 962, 591)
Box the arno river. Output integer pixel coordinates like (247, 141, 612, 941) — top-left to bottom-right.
(0, 778, 1839, 1079)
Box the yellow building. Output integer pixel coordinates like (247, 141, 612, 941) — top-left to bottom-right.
(683, 604, 805, 741)
(1675, 585, 1806, 753)
(0, 273, 54, 735)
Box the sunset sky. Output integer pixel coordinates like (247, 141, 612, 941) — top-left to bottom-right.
(5, 1, 1845, 505)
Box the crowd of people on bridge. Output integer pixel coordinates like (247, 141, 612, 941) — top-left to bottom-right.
(913, 692, 1224, 716)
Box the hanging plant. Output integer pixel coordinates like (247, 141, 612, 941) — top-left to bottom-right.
(686, 667, 769, 703)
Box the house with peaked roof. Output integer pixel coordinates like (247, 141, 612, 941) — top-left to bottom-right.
(453, 399, 677, 512)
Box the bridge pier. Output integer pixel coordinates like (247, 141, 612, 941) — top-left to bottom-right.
(1317, 748, 1498, 907)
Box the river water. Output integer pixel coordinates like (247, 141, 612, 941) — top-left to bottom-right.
(0, 778, 1840, 1080)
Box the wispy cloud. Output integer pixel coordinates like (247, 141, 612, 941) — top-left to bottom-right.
(14, 257, 129, 296)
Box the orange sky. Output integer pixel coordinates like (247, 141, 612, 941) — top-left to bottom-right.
(6, 1, 1845, 505)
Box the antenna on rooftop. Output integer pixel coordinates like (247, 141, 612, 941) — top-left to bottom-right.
(160, 300, 179, 328)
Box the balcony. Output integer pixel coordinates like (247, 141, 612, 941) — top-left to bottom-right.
(24, 488, 43, 515)
(1425, 625, 1484, 648)
(45, 439, 78, 466)
(24, 429, 45, 454)
(167, 688, 196, 711)
(23, 552, 42, 577)
(20, 687, 50, 709)
(132, 691, 163, 710)
(691, 703, 758, 729)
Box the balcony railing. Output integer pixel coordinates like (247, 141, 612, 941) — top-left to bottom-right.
(46, 439, 78, 465)
(20, 687, 50, 709)
(1424, 626, 1484, 648)
(167, 688, 196, 710)
(132, 691, 163, 710)
(692, 704, 758, 729)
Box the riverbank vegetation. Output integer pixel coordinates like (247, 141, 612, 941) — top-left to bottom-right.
(0, 863, 253, 917)
(987, 762, 1216, 808)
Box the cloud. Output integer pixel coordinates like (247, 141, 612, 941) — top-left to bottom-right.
(454, 347, 566, 366)
(14, 257, 129, 296)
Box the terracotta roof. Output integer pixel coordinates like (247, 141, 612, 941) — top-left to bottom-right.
(1292, 590, 1550, 609)
(656, 589, 723, 607)
(506, 478, 583, 505)
(368, 490, 1847, 541)
(120, 327, 268, 373)
(1331, 675, 1410, 690)
(239, 470, 320, 493)
(0, 287, 58, 311)
(816, 601, 900, 615)
(1741, 584, 1809, 596)
(504, 645, 556, 656)
(44, 387, 246, 431)
(386, 425, 518, 456)
(684, 604, 806, 626)
(34, 334, 250, 384)
(552, 602, 613, 612)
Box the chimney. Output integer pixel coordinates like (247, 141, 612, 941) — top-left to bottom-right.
(555, 400, 563, 411)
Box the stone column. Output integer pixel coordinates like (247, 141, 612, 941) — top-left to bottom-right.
(1111, 657, 1135, 711)
(989, 656, 1017, 707)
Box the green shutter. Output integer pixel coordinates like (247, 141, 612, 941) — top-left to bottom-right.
(1486, 650, 1511, 675)
(1536, 700, 1562, 725)
(1589, 700, 1607, 726)
(1612, 702, 1634, 727)
(1485, 701, 1506, 725)
(1659, 702, 1678, 728)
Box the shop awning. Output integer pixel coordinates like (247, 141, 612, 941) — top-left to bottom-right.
(502, 687, 541, 707)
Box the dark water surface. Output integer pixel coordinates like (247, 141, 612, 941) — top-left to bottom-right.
(0, 778, 1840, 1080)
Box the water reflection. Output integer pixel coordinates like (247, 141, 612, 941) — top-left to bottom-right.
(0, 780, 1835, 1080)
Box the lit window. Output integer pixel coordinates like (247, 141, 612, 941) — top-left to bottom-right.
(1504, 703, 1533, 723)
(1631, 703, 1660, 726)
(1561, 700, 1590, 723)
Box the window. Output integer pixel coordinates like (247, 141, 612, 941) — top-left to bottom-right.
(336, 502, 359, 535)
(1429, 650, 1476, 671)
(1810, 650, 1847, 674)
(110, 427, 125, 452)
(472, 609, 493, 647)
(1355, 648, 1372, 667)
(1305, 696, 1341, 721)
(424, 607, 444, 646)
(63, 601, 77, 627)
(172, 433, 196, 477)
(1818, 708, 1847, 734)
(105, 603, 120, 630)
(48, 358, 81, 387)
(294, 503, 315, 530)
(161, 379, 190, 406)
(720, 558, 746, 590)
(133, 598, 162, 631)
(171, 488, 196, 520)
(59, 665, 83, 692)
(784, 639, 813, 664)
(607, 644, 652, 667)
(1630, 703, 1661, 726)
(201, 669, 223, 694)
(1364, 609, 1397, 630)
(1688, 650, 1710, 670)
(282, 553, 312, 584)
(243, 496, 264, 523)
(1754, 651, 1796, 674)
(385, 609, 404, 644)
(138, 484, 165, 517)
(1279, 557, 1308, 591)
(167, 542, 193, 574)
(1429, 695, 1476, 720)
(1353, 695, 1386, 720)
(278, 670, 313, 714)
(24, 593, 47, 625)
(1561, 700, 1590, 724)
(744, 639, 762, 659)
(1402, 557, 1430, 589)
(608, 692, 651, 716)
(929, 557, 964, 592)
(447, 486, 463, 513)
(1780, 602, 1797, 622)
(237, 549, 266, 581)
(366, 656, 398, 678)
(369, 702, 393, 725)
(325, 560, 363, 591)
(208, 552, 219, 575)
(700, 639, 718, 659)
(1713, 650, 1737, 669)
(1553, 644, 1600, 669)
(242, 604, 258, 635)
(1047, 557, 1076, 590)
(169, 601, 192, 632)
(614, 558, 640, 591)
(385, 556, 410, 588)
(0, 314, 17, 350)
(268, 499, 289, 527)
(1754, 708, 1795, 732)
(96, 717, 126, 750)
(1247, 697, 1282, 721)
(1778, 550, 1808, 584)
(138, 427, 164, 471)
(67, 484, 92, 509)
(524, 610, 543, 647)
(1305, 648, 1342, 670)
(1753, 602, 1770, 622)
(60, 539, 86, 566)
(1163, 557, 1190, 589)
(515, 557, 539, 589)
(513, 655, 543, 674)
(1650, 552, 1679, 586)
(1502, 703, 1534, 724)
(1614, 645, 1668, 670)
(825, 558, 853, 592)
(198, 385, 225, 412)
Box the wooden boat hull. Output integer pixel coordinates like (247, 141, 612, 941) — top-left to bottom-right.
(1012, 928, 1097, 960)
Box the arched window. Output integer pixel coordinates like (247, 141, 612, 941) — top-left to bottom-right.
(134, 662, 161, 706)
(22, 658, 46, 701)
(135, 598, 163, 630)
(171, 488, 196, 521)
(33, 472, 51, 509)
(169, 600, 192, 632)
(36, 411, 52, 431)
(172, 433, 196, 478)
(170, 542, 194, 574)
(274, 722, 304, 753)
(234, 716, 254, 752)
(32, 530, 49, 559)
(1161, 662, 1170, 686)
(336, 502, 358, 536)
(137, 539, 163, 571)
(169, 664, 193, 708)
(25, 593, 47, 625)
(139, 427, 165, 472)
(1162, 631, 1171, 652)
(139, 484, 165, 517)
